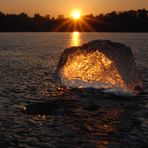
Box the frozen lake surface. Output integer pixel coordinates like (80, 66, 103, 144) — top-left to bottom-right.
(0, 32, 148, 147)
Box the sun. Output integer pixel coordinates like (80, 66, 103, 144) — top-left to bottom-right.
(72, 11, 81, 20)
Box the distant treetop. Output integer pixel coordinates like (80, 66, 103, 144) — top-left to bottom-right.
(0, 9, 147, 32)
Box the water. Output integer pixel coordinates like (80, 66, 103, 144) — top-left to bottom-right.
(0, 32, 147, 147)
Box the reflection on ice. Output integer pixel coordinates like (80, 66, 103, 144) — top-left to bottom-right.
(55, 40, 143, 96)
(70, 32, 81, 46)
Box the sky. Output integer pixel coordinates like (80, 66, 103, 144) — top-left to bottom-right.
(0, 0, 147, 17)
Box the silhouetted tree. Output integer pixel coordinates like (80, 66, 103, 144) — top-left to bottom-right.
(0, 9, 147, 32)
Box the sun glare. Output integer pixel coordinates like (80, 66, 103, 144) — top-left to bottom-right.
(72, 11, 81, 20)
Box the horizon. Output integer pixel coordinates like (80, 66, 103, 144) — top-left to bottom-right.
(0, 8, 147, 18)
(0, 0, 148, 17)
(0, 9, 147, 32)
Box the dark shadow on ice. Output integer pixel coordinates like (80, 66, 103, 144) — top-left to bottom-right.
(22, 88, 146, 147)
(23, 88, 134, 115)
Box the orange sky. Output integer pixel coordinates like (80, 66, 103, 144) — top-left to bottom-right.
(0, 0, 147, 17)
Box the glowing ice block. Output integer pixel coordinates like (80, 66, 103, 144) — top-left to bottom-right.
(55, 40, 143, 96)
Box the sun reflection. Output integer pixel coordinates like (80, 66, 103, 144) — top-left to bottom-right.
(70, 31, 81, 46)
(73, 31, 79, 35)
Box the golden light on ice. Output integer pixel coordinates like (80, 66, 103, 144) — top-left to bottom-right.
(62, 50, 125, 88)
(73, 31, 79, 35)
(72, 11, 81, 20)
(70, 31, 81, 46)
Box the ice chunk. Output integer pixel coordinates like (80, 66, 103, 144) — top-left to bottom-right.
(55, 40, 143, 96)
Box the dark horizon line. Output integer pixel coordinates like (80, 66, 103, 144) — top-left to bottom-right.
(0, 9, 147, 32)
(0, 8, 147, 18)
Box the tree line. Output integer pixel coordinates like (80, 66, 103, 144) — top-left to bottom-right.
(0, 9, 147, 32)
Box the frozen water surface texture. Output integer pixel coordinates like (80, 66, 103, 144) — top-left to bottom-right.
(0, 33, 147, 148)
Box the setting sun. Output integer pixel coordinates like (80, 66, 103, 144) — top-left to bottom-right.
(72, 11, 81, 20)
